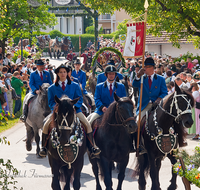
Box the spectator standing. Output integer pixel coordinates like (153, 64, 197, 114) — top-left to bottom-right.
(87, 40, 93, 49)
(11, 71, 24, 115)
(187, 57, 194, 71)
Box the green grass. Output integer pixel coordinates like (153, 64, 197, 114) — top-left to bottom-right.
(0, 88, 26, 134)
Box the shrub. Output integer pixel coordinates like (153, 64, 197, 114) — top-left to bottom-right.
(12, 50, 30, 63)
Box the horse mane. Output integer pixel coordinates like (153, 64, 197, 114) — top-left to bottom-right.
(99, 97, 134, 128)
(100, 101, 117, 128)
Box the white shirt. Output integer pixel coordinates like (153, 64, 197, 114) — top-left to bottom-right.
(58, 79, 68, 88)
(192, 91, 200, 101)
(21, 66, 27, 73)
(37, 70, 43, 77)
(16, 58, 21, 64)
(135, 73, 155, 81)
(106, 80, 114, 90)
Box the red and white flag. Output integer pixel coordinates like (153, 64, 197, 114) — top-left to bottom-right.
(123, 22, 145, 58)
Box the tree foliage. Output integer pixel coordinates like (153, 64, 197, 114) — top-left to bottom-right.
(0, 0, 57, 55)
(83, 0, 200, 48)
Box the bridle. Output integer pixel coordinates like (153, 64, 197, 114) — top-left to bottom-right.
(159, 91, 192, 123)
(109, 101, 135, 127)
(57, 112, 73, 131)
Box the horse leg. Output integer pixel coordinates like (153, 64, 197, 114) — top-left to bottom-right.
(54, 50, 56, 59)
(73, 159, 84, 190)
(49, 159, 61, 190)
(116, 156, 129, 190)
(137, 154, 148, 190)
(167, 154, 178, 190)
(57, 50, 60, 59)
(25, 124, 34, 151)
(90, 157, 102, 190)
(155, 158, 162, 187)
(149, 155, 161, 190)
(100, 156, 113, 190)
(32, 126, 41, 158)
(49, 48, 52, 58)
(63, 167, 73, 190)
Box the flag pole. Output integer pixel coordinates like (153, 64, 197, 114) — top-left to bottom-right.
(136, 0, 149, 157)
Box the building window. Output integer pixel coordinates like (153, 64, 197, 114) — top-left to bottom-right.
(102, 14, 111, 19)
(60, 17, 63, 33)
(103, 29, 111, 34)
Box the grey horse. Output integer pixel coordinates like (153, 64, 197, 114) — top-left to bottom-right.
(25, 83, 51, 158)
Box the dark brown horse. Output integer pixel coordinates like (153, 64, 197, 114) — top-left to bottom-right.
(61, 36, 71, 59)
(36, 35, 51, 49)
(47, 95, 86, 190)
(88, 93, 138, 190)
(135, 83, 194, 190)
(18, 39, 29, 49)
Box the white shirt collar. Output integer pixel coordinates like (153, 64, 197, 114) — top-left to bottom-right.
(106, 80, 114, 90)
(147, 73, 155, 81)
(58, 79, 68, 87)
(37, 69, 43, 75)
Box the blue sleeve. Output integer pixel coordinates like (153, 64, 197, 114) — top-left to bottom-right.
(117, 72, 124, 80)
(97, 75, 101, 84)
(74, 84, 83, 109)
(120, 85, 127, 97)
(47, 72, 52, 85)
(29, 73, 37, 93)
(73, 77, 79, 84)
(48, 86, 56, 111)
(81, 72, 86, 90)
(132, 77, 141, 88)
(94, 85, 104, 109)
(159, 77, 168, 99)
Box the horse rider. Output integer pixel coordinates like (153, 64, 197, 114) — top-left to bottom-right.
(66, 49, 76, 62)
(20, 59, 52, 122)
(132, 57, 168, 120)
(71, 59, 95, 110)
(39, 64, 101, 158)
(89, 64, 126, 125)
(81, 48, 89, 71)
(97, 60, 123, 84)
(132, 57, 168, 154)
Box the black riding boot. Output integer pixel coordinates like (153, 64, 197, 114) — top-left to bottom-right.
(87, 132, 101, 159)
(39, 133, 48, 157)
(20, 104, 28, 123)
(130, 134, 136, 153)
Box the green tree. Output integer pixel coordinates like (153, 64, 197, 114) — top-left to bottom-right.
(85, 25, 103, 34)
(113, 19, 128, 41)
(83, 15, 93, 33)
(83, 0, 200, 48)
(0, 0, 57, 55)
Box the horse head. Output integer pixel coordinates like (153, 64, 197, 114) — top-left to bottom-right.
(173, 83, 194, 128)
(114, 92, 137, 133)
(38, 83, 51, 117)
(54, 95, 79, 146)
(45, 35, 51, 42)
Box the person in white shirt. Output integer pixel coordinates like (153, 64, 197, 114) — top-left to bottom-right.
(16, 55, 21, 64)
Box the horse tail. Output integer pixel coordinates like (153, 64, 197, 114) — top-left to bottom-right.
(134, 153, 150, 179)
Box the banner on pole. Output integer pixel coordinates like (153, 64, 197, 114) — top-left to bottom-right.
(123, 22, 145, 58)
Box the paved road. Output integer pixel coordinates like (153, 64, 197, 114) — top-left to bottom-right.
(0, 121, 199, 190)
(0, 57, 199, 189)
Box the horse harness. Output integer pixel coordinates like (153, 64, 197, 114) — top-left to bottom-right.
(145, 92, 192, 156)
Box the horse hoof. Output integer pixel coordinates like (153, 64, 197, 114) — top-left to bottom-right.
(26, 143, 32, 151)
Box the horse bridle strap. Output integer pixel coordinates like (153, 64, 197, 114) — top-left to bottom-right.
(109, 103, 135, 127)
(159, 91, 192, 122)
(58, 113, 72, 130)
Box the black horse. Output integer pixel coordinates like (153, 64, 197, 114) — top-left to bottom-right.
(89, 93, 138, 190)
(135, 83, 194, 190)
(47, 95, 86, 190)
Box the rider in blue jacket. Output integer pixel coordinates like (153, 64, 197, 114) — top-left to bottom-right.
(39, 64, 100, 158)
(89, 65, 126, 125)
(97, 60, 124, 84)
(20, 59, 52, 122)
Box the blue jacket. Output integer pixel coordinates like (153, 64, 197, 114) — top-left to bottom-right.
(71, 70, 87, 94)
(29, 70, 52, 94)
(97, 72, 123, 84)
(132, 74, 168, 115)
(94, 81, 126, 115)
(48, 81, 83, 113)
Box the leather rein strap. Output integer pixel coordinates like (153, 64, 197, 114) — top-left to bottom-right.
(109, 103, 135, 127)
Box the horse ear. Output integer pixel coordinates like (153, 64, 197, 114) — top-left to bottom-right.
(39, 85, 43, 92)
(114, 92, 120, 102)
(54, 95, 61, 104)
(115, 76, 119, 82)
(71, 97, 80, 105)
(175, 82, 181, 94)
